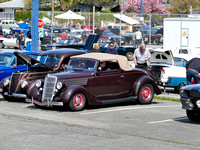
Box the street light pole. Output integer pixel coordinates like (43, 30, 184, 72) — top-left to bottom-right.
(140, 0, 143, 17)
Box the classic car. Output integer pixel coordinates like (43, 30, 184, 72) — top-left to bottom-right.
(0, 50, 39, 82)
(142, 29, 163, 45)
(26, 53, 162, 111)
(0, 49, 86, 101)
(180, 84, 200, 121)
(148, 50, 199, 92)
(40, 37, 82, 51)
(0, 33, 31, 49)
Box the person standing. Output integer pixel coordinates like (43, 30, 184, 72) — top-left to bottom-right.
(17, 31, 26, 50)
(135, 29, 142, 48)
(25, 18, 30, 25)
(105, 42, 118, 55)
(186, 57, 200, 85)
(133, 43, 150, 70)
(59, 30, 68, 39)
(132, 31, 136, 48)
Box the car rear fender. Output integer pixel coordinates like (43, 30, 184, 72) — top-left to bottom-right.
(60, 85, 90, 104)
(133, 75, 162, 96)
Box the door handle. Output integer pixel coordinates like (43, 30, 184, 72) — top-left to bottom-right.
(120, 75, 125, 79)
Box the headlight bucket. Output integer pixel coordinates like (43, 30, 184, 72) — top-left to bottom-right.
(36, 80, 42, 88)
(3, 78, 10, 87)
(56, 82, 63, 90)
(21, 80, 28, 89)
(180, 89, 188, 98)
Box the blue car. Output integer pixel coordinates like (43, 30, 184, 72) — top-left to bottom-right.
(0, 50, 39, 82)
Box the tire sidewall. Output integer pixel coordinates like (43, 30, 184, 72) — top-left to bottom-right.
(69, 92, 86, 111)
(138, 84, 154, 104)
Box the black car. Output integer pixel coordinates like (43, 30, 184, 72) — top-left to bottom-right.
(40, 38, 83, 51)
(142, 29, 163, 45)
(101, 30, 125, 45)
(27, 29, 57, 44)
(180, 84, 200, 121)
(117, 46, 136, 61)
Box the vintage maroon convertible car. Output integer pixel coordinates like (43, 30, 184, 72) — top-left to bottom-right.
(0, 49, 86, 101)
(26, 53, 162, 111)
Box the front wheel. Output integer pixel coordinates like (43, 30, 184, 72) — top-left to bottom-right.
(138, 84, 154, 104)
(186, 110, 200, 122)
(153, 38, 159, 45)
(69, 93, 86, 111)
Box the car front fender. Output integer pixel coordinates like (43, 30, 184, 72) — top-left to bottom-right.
(133, 75, 162, 96)
(60, 85, 90, 104)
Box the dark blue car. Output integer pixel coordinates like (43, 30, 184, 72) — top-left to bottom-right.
(0, 50, 39, 82)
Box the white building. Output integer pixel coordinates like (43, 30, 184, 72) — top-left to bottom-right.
(0, 0, 24, 20)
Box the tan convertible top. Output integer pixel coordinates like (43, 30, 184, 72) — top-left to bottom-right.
(71, 52, 133, 71)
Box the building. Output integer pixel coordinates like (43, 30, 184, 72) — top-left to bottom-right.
(0, 0, 24, 20)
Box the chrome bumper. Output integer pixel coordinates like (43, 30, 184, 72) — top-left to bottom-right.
(3, 92, 27, 98)
(26, 98, 63, 107)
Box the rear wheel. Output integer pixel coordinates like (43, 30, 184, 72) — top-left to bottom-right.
(126, 52, 134, 61)
(69, 92, 86, 111)
(186, 110, 200, 121)
(153, 38, 159, 45)
(174, 83, 185, 93)
(138, 84, 154, 104)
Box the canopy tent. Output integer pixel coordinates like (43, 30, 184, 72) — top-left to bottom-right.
(113, 14, 139, 25)
(0, 0, 24, 8)
(55, 10, 85, 20)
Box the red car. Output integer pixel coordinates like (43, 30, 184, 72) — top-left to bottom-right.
(26, 53, 162, 111)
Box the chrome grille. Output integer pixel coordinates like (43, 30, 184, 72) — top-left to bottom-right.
(42, 75, 57, 102)
(9, 73, 24, 93)
(189, 90, 200, 98)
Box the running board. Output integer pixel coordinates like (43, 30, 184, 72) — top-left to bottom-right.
(100, 96, 137, 105)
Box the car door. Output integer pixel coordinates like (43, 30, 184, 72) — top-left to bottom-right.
(93, 68, 125, 100)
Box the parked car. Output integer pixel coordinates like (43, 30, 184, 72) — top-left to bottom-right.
(101, 30, 125, 45)
(148, 50, 199, 92)
(40, 37, 82, 51)
(0, 50, 39, 83)
(26, 53, 162, 111)
(0, 49, 86, 101)
(180, 84, 200, 121)
(117, 46, 136, 61)
(0, 33, 31, 49)
(27, 29, 57, 44)
(123, 31, 134, 45)
(142, 29, 163, 45)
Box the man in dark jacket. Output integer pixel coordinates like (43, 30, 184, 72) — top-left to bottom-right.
(17, 31, 26, 50)
(186, 57, 200, 85)
(105, 42, 118, 55)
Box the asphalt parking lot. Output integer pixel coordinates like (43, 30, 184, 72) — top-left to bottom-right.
(0, 92, 199, 150)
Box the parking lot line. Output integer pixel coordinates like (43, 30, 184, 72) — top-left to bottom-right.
(80, 105, 180, 115)
(148, 116, 188, 124)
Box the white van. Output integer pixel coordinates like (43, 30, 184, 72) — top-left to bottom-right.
(1, 20, 19, 34)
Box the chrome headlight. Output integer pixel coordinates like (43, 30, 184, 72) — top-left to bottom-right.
(56, 82, 63, 90)
(180, 89, 188, 98)
(36, 80, 42, 88)
(3, 77, 10, 87)
(21, 80, 28, 89)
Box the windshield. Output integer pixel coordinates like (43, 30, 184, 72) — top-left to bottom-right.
(37, 55, 61, 69)
(174, 57, 187, 67)
(67, 58, 97, 71)
(0, 54, 13, 66)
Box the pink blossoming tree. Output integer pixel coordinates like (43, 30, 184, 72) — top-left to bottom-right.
(121, 0, 170, 14)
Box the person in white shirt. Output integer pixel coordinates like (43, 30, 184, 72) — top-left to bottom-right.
(133, 43, 151, 70)
(135, 29, 142, 48)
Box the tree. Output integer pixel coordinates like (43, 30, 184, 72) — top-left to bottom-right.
(169, 0, 200, 14)
(121, 0, 170, 14)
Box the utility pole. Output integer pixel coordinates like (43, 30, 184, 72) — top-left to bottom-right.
(31, 0, 39, 52)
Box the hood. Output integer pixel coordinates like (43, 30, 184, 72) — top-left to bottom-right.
(181, 84, 200, 91)
(0, 66, 9, 70)
(52, 70, 93, 80)
(14, 52, 53, 70)
(148, 49, 174, 67)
